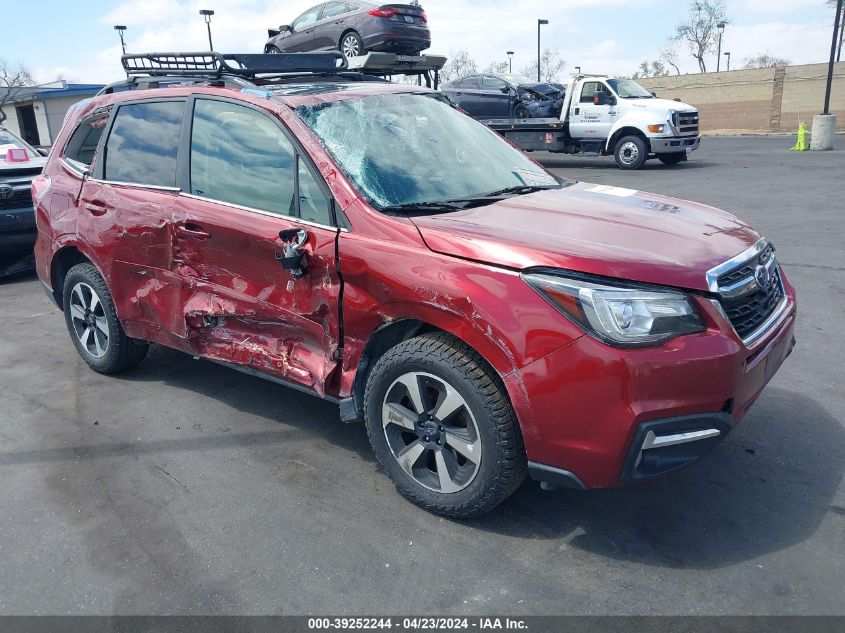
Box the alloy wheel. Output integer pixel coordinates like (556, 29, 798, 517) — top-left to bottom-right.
(69, 282, 110, 358)
(342, 35, 361, 57)
(381, 371, 482, 494)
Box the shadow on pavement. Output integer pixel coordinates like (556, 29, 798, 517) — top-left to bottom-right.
(24, 342, 844, 572)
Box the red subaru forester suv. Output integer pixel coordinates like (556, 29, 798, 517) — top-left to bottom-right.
(32, 53, 796, 518)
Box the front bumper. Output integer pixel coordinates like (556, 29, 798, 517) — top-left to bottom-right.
(510, 287, 797, 489)
(650, 135, 701, 153)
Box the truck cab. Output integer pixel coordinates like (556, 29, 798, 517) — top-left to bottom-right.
(562, 74, 701, 169)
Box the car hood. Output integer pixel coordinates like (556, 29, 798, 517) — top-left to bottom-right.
(623, 97, 695, 113)
(0, 156, 46, 173)
(410, 182, 760, 292)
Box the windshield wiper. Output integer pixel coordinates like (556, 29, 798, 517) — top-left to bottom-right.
(476, 184, 560, 198)
(380, 201, 466, 215)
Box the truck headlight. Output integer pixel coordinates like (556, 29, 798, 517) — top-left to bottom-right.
(647, 124, 665, 133)
(523, 272, 705, 347)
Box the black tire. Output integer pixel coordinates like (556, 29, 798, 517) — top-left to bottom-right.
(513, 103, 530, 119)
(657, 153, 687, 165)
(340, 31, 365, 58)
(62, 262, 148, 374)
(266, 45, 282, 54)
(364, 332, 527, 519)
(613, 134, 648, 170)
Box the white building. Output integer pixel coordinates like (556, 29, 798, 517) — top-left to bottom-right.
(1, 81, 104, 147)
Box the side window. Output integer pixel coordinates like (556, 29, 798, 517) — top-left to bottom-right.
(580, 81, 604, 103)
(63, 113, 109, 169)
(190, 99, 296, 216)
(462, 76, 481, 89)
(294, 6, 321, 29)
(103, 101, 183, 187)
(482, 76, 507, 90)
(321, 2, 348, 19)
(297, 157, 332, 225)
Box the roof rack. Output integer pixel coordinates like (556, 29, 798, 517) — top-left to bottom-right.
(121, 51, 347, 79)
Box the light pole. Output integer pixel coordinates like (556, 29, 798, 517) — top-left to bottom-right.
(716, 21, 725, 72)
(723, 51, 731, 71)
(537, 19, 548, 82)
(506, 51, 514, 73)
(200, 9, 215, 51)
(114, 25, 127, 55)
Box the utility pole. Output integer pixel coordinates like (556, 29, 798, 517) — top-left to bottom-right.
(716, 22, 725, 72)
(114, 25, 127, 55)
(507, 51, 514, 73)
(537, 19, 548, 82)
(824, 0, 843, 115)
(200, 9, 215, 51)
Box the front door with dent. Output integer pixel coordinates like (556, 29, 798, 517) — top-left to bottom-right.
(173, 97, 342, 394)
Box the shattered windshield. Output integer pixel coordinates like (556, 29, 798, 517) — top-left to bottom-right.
(296, 92, 559, 210)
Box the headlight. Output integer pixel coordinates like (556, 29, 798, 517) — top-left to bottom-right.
(647, 124, 665, 133)
(523, 272, 705, 347)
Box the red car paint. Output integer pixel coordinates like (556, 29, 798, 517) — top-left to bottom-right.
(34, 82, 796, 489)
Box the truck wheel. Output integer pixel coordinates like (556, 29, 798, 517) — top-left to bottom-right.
(657, 153, 686, 165)
(614, 135, 648, 170)
(62, 263, 148, 374)
(364, 332, 527, 518)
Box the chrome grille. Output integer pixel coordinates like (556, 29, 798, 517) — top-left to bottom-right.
(709, 240, 786, 344)
(676, 111, 699, 136)
(0, 189, 33, 211)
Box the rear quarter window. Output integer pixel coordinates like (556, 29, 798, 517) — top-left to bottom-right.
(63, 113, 109, 169)
(103, 101, 184, 187)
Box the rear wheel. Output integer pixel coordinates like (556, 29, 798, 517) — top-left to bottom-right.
(364, 333, 527, 518)
(657, 153, 686, 165)
(62, 263, 148, 374)
(614, 134, 648, 170)
(340, 31, 365, 58)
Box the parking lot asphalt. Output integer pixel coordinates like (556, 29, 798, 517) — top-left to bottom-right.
(0, 136, 843, 615)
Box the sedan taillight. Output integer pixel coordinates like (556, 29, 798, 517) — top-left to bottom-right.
(368, 7, 399, 17)
(419, 11, 427, 22)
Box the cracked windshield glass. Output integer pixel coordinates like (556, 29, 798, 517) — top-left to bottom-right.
(297, 92, 559, 210)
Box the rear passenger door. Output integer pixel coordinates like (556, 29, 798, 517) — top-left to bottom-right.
(313, 1, 350, 50)
(172, 97, 342, 393)
(451, 76, 483, 116)
(80, 99, 187, 344)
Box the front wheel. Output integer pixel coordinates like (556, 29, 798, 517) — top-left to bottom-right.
(614, 134, 648, 170)
(62, 262, 148, 374)
(265, 45, 282, 54)
(340, 31, 365, 58)
(364, 333, 527, 518)
(657, 153, 687, 165)
(513, 103, 529, 119)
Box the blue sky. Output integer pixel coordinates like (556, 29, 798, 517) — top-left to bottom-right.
(1, 0, 839, 84)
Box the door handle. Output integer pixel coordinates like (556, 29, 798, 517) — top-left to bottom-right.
(574, 107, 580, 115)
(176, 223, 211, 240)
(83, 201, 109, 216)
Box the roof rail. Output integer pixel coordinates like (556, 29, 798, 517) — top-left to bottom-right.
(121, 51, 347, 79)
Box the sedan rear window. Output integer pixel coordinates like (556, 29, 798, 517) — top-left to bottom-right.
(297, 92, 556, 209)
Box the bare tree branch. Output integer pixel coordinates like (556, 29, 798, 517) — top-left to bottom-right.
(0, 59, 35, 126)
(520, 48, 566, 83)
(743, 52, 792, 69)
(440, 49, 479, 83)
(671, 0, 729, 73)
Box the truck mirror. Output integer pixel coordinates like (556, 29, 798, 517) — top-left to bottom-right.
(594, 91, 609, 106)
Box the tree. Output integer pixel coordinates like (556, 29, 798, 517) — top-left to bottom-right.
(520, 48, 566, 83)
(440, 49, 479, 83)
(484, 60, 509, 74)
(632, 60, 669, 79)
(0, 59, 35, 126)
(743, 53, 792, 69)
(671, 0, 729, 73)
(660, 47, 682, 75)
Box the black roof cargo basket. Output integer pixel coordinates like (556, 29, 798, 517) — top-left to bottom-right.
(121, 51, 347, 79)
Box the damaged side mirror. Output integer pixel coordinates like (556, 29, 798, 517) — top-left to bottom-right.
(276, 228, 310, 279)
